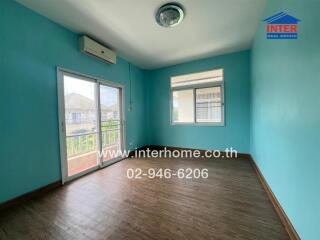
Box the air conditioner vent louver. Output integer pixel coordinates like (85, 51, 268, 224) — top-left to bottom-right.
(79, 36, 116, 64)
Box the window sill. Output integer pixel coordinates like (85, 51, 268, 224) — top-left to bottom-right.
(170, 122, 225, 127)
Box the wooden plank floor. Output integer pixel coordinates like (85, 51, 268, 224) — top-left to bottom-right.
(0, 157, 289, 240)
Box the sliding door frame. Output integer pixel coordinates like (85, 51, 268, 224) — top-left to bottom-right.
(99, 81, 125, 168)
(57, 67, 126, 184)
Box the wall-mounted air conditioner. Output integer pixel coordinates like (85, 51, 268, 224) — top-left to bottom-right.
(79, 36, 116, 64)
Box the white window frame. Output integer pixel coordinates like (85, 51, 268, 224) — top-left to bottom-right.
(170, 69, 225, 126)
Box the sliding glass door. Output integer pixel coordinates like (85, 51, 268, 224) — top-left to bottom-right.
(100, 84, 122, 163)
(63, 74, 99, 177)
(58, 69, 124, 183)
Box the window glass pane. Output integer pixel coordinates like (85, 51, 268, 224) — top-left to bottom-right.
(100, 85, 121, 161)
(171, 69, 223, 88)
(196, 87, 222, 123)
(172, 90, 194, 123)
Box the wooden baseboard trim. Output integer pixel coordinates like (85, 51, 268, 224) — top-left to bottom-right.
(249, 156, 300, 240)
(0, 181, 62, 211)
(129, 145, 250, 159)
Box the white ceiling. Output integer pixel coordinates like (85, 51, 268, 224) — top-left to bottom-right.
(16, 0, 266, 69)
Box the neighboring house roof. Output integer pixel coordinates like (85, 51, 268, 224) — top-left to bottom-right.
(65, 93, 116, 111)
(263, 12, 300, 24)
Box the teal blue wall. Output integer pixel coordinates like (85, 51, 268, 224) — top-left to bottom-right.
(251, 0, 320, 239)
(2, 2, 317, 239)
(0, 0, 147, 203)
(146, 51, 251, 153)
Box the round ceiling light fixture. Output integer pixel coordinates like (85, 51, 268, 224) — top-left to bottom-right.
(156, 3, 184, 27)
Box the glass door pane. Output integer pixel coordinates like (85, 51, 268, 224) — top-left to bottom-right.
(99, 84, 122, 162)
(63, 75, 99, 177)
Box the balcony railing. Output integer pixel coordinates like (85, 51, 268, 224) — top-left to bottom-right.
(66, 128, 120, 158)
